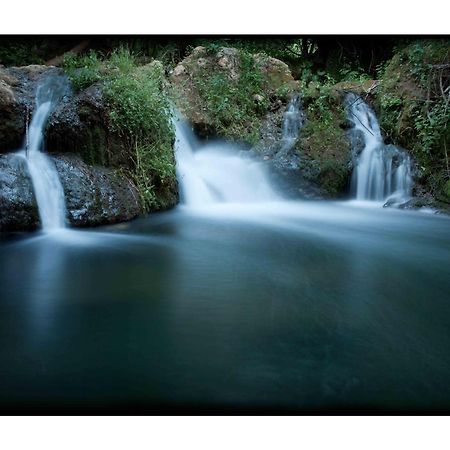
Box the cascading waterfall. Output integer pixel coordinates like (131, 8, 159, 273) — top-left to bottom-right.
(278, 94, 303, 156)
(174, 95, 305, 207)
(21, 74, 69, 230)
(346, 93, 413, 204)
(174, 118, 279, 206)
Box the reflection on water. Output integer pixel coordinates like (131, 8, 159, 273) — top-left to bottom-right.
(0, 201, 450, 412)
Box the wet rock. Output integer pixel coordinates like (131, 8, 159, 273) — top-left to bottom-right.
(0, 151, 141, 232)
(46, 83, 129, 167)
(0, 65, 62, 153)
(53, 154, 140, 227)
(265, 157, 329, 200)
(0, 153, 39, 231)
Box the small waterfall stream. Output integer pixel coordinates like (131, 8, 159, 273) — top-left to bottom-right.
(174, 95, 304, 206)
(174, 118, 279, 206)
(279, 94, 303, 156)
(22, 75, 68, 231)
(346, 93, 413, 204)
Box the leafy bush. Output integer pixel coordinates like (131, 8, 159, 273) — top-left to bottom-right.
(63, 48, 177, 212)
(63, 50, 103, 91)
(179, 49, 270, 144)
(375, 39, 450, 199)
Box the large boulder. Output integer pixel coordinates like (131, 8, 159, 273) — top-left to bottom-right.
(46, 83, 130, 167)
(0, 152, 140, 232)
(170, 46, 299, 142)
(0, 153, 39, 231)
(54, 154, 140, 227)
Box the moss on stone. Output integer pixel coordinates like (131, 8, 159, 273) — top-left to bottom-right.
(296, 85, 351, 197)
(60, 49, 178, 214)
(374, 39, 450, 202)
(171, 46, 299, 145)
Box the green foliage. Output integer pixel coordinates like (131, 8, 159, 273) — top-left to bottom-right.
(297, 79, 350, 197)
(105, 60, 172, 145)
(445, 179, 450, 200)
(181, 49, 270, 144)
(63, 50, 103, 91)
(375, 38, 450, 200)
(191, 38, 316, 63)
(302, 75, 340, 126)
(63, 48, 176, 213)
(105, 59, 176, 212)
(338, 65, 371, 83)
(0, 42, 44, 66)
(0, 37, 80, 66)
(133, 141, 177, 212)
(412, 101, 448, 157)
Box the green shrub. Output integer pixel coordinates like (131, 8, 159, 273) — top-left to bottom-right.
(375, 39, 450, 199)
(63, 50, 103, 91)
(63, 48, 176, 213)
(184, 49, 270, 144)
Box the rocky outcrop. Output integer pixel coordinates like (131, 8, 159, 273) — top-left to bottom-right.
(0, 153, 39, 231)
(0, 65, 63, 153)
(46, 83, 130, 167)
(0, 62, 180, 232)
(170, 46, 357, 199)
(170, 46, 299, 140)
(0, 152, 140, 231)
(54, 154, 140, 227)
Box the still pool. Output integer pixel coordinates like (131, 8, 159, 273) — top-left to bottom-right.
(1, 201, 450, 413)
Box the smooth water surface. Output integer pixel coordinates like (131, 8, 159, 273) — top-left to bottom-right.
(1, 201, 450, 413)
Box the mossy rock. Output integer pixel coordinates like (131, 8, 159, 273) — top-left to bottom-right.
(170, 46, 299, 144)
(297, 126, 351, 197)
(46, 83, 129, 167)
(296, 85, 352, 197)
(373, 39, 450, 202)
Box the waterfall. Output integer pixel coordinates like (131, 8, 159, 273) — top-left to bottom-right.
(22, 74, 69, 230)
(174, 118, 279, 206)
(278, 94, 303, 156)
(346, 93, 413, 204)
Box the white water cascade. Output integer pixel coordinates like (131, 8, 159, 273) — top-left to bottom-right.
(279, 94, 303, 156)
(347, 93, 413, 204)
(22, 75, 68, 230)
(174, 118, 279, 206)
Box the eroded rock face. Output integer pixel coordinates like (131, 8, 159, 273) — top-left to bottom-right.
(54, 154, 140, 227)
(46, 84, 130, 168)
(0, 65, 62, 153)
(0, 153, 39, 231)
(0, 152, 140, 232)
(0, 63, 176, 231)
